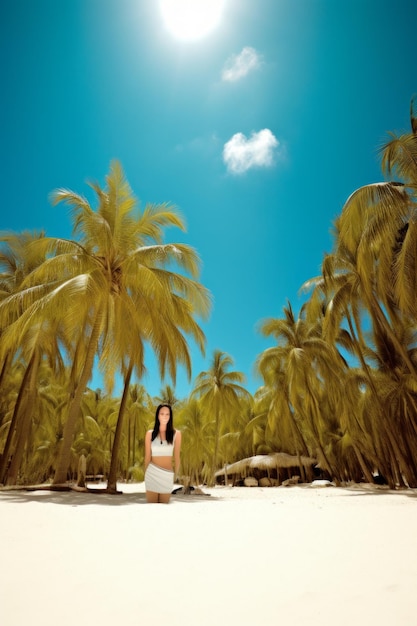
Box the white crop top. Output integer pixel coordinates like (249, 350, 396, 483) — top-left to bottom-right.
(150, 432, 176, 457)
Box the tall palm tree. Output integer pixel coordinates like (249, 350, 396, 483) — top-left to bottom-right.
(0, 231, 68, 485)
(257, 302, 347, 481)
(122, 383, 152, 480)
(334, 177, 417, 380)
(18, 365, 71, 484)
(177, 397, 211, 485)
(75, 387, 119, 479)
(379, 98, 417, 323)
(0, 161, 211, 486)
(192, 350, 251, 484)
(302, 263, 386, 483)
(106, 360, 136, 492)
(302, 97, 417, 485)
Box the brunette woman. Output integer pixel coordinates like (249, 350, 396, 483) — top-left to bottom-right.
(144, 404, 182, 503)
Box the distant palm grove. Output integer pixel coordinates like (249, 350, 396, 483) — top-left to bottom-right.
(2, 102, 417, 491)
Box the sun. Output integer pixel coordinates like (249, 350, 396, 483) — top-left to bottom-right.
(159, 0, 225, 42)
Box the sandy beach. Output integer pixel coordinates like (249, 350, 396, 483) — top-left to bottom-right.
(1, 483, 416, 626)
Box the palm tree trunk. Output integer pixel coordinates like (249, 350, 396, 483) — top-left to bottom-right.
(0, 351, 11, 391)
(303, 381, 340, 483)
(53, 313, 102, 485)
(6, 351, 40, 485)
(383, 420, 413, 487)
(352, 443, 375, 484)
(106, 361, 133, 493)
(0, 352, 37, 484)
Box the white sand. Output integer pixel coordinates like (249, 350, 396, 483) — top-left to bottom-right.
(1, 483, 416, 626)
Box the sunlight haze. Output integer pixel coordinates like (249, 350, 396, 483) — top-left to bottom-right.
(159, 0, 226, 41)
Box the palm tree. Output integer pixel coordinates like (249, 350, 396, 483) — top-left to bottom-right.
(20, 367, 70, 484)
(192, 350, 251, 485)
(154, 384, 181, 408)
(0, 231, 69, 485)
(122, 383, 152, 480)
(0, 161, 211, 486)
(240, 391, 273, 457)
(257, 302, 347, 481)
(219, 395, 255, 463)
(302, 97, 417, 485)
(333, 178, 417, 380)
(74, 388, 118, 480)
(379, 98, 417, 324)
(0, 361, 22, 467)
(177, 397, 210, 485)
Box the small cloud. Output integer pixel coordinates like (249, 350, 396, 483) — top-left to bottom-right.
(222, 46, 262, 82)
(223, 129, 279, 174)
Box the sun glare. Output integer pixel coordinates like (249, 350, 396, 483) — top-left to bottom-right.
(159, 0, 225, 41)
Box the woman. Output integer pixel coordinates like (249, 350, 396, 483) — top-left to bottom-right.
(144, 404, 182, 503)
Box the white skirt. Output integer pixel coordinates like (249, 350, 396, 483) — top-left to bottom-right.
(145, 463, 174, 494)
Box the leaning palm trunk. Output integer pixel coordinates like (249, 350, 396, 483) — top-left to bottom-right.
(53, 313, 102, 485)
(288, 406, 314, 481)
(0, 351, 11, 392)
(106, 361, 133, 493)
(307, 392, 340, 483)
(0, 351, 38, 484)
(366, 289, 417, 380)
(383, 420, 414, 487)
(352, 322, 413, 486)
(352, 443, 375, 485)
(6, 351, 40, 485)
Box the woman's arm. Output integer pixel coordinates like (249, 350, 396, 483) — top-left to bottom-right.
(144, 431, 152, 471)
(173, 430, 182, 475)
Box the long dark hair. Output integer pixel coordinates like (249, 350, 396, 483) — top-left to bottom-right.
(151, 404, 175, 444)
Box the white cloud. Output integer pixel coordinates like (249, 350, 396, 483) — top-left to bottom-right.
(222, 46, 262, 82)
(223, 129, 279, 174)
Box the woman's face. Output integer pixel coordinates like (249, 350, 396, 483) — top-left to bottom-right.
(158, 406, 171, 426)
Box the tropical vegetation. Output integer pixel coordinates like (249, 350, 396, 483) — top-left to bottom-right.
(2, 100, 417, 490)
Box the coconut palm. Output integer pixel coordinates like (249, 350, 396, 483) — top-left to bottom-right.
(176, 397, 211, 485)
(379, 98, 417, 324)
(301, 254, 384, 479)
(333, 177, 417, 380)
(302, 100, 417, 484)
(0, 161, 211, 486)
(191, 350, 251, 484)
(230, 396, 262, 459)
(0, 231, 69, 485)
(0, 361, 21, 463)
(257, 302, 348, 481)
(122, 383, 152, 480)
(74, 388, 118, 479)
(154, 384, 181, 408)
(20, 370, 70, 484)
(256, 347, 311, 456)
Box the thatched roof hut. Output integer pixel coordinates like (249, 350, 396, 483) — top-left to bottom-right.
(215, 453, 316, 484)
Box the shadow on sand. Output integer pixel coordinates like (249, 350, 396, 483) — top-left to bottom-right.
(0, 485, 218, 507)
(309, 483, 417, 500)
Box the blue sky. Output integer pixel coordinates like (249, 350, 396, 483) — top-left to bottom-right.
(2, 0, 417, 398)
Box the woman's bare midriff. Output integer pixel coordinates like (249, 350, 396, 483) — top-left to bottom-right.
(151, 456, 174, 471)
